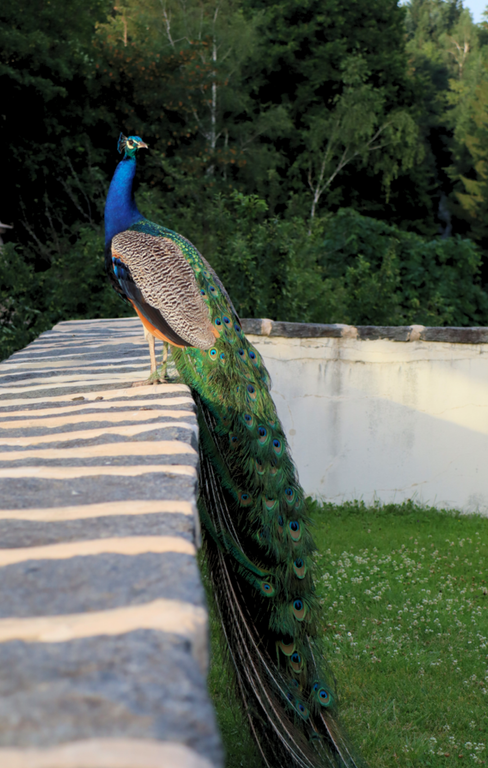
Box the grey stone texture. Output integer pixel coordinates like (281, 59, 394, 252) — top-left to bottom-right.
(0, 631, 218, 755)
(0, 318, 223, 768)
(241, 318, 488, 344)
(0, 473, 198, 509)
(0, 513, 194, 549)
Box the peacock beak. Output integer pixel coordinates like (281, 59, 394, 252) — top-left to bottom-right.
(137, 141, 149, 149)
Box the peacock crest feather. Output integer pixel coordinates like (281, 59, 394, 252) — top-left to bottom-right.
(104, 135, 367, 768)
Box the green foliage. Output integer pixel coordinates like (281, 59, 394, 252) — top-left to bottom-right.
(0, 231, 131, 361)
(451, 81, 488, 238)
(164, 194, 488, 328)
(3, 0, 488, 362)
(296, 55, 419, 219)
(0, 0, 112, 239)
(446, 63, 488, 254)
(0, 244, 45, 359)
(91, 0, 425, 224)
(317, 209, 488, 326)
(3, 185, 487, 363)
(240, 0, 423, 220)
(94, 0, 288, 201)
(403, 0, 488, 244)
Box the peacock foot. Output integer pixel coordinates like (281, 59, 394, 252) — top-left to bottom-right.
(131, 369, 165, 387)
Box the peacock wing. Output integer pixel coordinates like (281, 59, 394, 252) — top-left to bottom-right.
(110, 247, 188, 347)
(111, 230, 217, 349)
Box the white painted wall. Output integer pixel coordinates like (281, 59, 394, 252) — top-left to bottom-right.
(247, 334, 488, 514)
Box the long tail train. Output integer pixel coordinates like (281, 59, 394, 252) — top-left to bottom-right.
(172, 338, 366, 768)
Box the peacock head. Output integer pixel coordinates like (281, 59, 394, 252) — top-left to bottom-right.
(117, 133, 148, 158)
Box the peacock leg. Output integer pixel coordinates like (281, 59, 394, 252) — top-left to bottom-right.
(158, 342, 169, 380)
(131, 325, 163, 386)
(146, 327, 157, 375)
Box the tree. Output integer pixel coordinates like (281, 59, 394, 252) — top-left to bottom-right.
(96, 0, 289, 193)
(448, 76, 488, 251)
(239, 0, 425, 223)
(297, 57, 418, 220)
(439, 8, 488, 269)
(0, 0, 112, 252)
(403, 0, 459, 236)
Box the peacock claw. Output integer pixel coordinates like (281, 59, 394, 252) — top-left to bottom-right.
(131, 368, 165, 387)
(131, 334, 173, 386)
(131, 379, 161, 387)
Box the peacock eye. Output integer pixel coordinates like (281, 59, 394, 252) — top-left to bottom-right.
(319, 690, 329, 702)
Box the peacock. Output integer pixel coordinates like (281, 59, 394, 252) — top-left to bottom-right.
(104, 134, 367, 768)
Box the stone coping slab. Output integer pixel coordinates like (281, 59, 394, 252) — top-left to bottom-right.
(0, 318, 223, 768)
(241, 318, 488, 344)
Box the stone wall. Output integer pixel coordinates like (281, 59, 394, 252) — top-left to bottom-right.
(241, 319, 488, 515)
(0, 317, 222, 768)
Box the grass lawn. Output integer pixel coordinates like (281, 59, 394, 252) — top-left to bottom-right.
(203, 501, 488, 767)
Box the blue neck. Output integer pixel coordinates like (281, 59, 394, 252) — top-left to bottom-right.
(104, 156, 144, 245)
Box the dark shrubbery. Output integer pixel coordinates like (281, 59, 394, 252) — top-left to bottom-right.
(0, 230, 132, 360)
(180, 195, 488, 328)
(3, 196, 486, 360)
